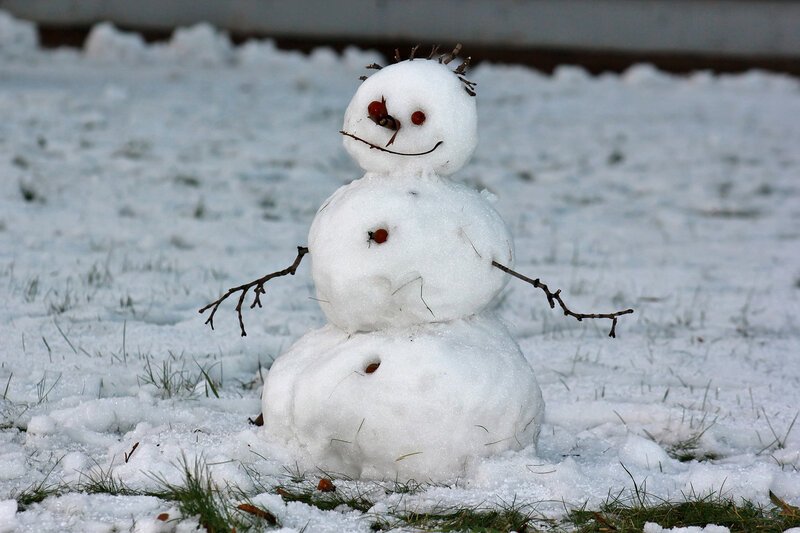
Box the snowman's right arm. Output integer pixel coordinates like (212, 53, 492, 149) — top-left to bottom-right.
(199, 246, 309, 337)
(492, 260, 634, 338)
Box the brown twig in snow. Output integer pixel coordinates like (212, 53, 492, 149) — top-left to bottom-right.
(492, 261, 634, 338)
(124, 442, 139, 463)
(199, 246, 309, 337)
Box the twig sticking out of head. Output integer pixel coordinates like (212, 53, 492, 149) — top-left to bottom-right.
(409, 44, 420, 59)
(428, 45, 440, 59)
(199, 246, 309, 337)
(454, 56, 471, 75)
(440, 43, 462, 65)
(460, 76, 477, 96)
(394, 48, 402, 63)
(492, 261, 634, 338)
(366, 63, 382, 70)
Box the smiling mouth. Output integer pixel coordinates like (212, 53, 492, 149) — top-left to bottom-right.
(339, 131, 443, 157)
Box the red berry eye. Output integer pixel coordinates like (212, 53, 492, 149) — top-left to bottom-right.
(369, 228, 389, 244)
(411, 111, 426, 125)
(368, 100, 387, 117)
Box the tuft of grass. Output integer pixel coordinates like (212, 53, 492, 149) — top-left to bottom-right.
(151, 457, 233, 532)
(570, 492, 800, 533)
(79, 461, 154, 498)
(35, 372, 61, 404)
(647, 416, 720, 463)
(757, 409, 799, 455)
(570, 468, 800, 533)
(13, 457, 67, 511)
(14, 482, 66, 511)
(372, 500, 542, 532)
(151, 456, 277, 532)
(664, 429, 720, 462)
(85, 261, 113, 288)
(137, 355, 222, 399)
(81, 456, 277, 531)
(274, 482, 375, 513)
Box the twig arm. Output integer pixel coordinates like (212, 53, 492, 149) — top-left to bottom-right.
(199, 246, 309, 337)
(492, 260, 634, 338)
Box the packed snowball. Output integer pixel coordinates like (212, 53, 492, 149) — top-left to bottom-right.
(341, 58, 478, 176)
(262, 315, 543, 480)
(308, 173, 513, 332)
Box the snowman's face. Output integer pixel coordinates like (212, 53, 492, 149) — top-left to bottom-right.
(342, 60, 478, 176)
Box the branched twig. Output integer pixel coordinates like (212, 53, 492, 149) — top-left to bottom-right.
(492, 261, 634, 338)
(453, 56, 472, 75)
(199, 246, 309, 337)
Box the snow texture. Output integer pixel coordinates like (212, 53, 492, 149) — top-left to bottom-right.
(1, 10, 800, 532)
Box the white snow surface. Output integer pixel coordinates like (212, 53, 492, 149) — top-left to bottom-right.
(1, 11, 799, 532)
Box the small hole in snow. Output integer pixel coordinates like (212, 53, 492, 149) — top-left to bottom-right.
(364, 362, 381, 374)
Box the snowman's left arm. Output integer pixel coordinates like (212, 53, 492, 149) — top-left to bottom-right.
(492, 260, 634, 338)
(199, 246, 309, 337)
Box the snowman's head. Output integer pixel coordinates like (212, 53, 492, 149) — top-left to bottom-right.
(341, 56, 478, 176)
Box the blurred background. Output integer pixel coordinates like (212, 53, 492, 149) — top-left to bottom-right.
(2, 0, 799, 75)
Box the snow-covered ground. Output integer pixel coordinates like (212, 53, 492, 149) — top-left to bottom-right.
(1, 12, 800, 532)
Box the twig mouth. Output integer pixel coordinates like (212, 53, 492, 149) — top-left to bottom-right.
(340, 130, 443, 157)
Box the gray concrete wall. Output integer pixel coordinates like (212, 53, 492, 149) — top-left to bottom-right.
(2, 0, 799, 58)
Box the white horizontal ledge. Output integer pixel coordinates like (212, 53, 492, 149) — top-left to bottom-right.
(2, 0, 799, 58)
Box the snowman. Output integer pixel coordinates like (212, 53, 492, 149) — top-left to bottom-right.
(201, 46, 631, 480)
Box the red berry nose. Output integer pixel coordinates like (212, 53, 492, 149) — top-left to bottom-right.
(370, 228, 389, 244)
(368, 100, 387, 118)
(411, 111, 426, 125)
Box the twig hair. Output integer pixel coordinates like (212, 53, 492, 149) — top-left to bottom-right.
(359, 44, 478, 97)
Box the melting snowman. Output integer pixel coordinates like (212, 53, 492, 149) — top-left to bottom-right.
(201, 46, 631, 480)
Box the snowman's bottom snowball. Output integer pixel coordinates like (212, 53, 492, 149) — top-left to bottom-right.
(261, 315, 544, 481)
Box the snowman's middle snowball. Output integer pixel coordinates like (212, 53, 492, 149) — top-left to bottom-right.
(309, 174, 514, 333)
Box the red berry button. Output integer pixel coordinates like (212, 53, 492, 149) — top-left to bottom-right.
(370, 228, 389, 244)
(368, 99, 387, 118)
